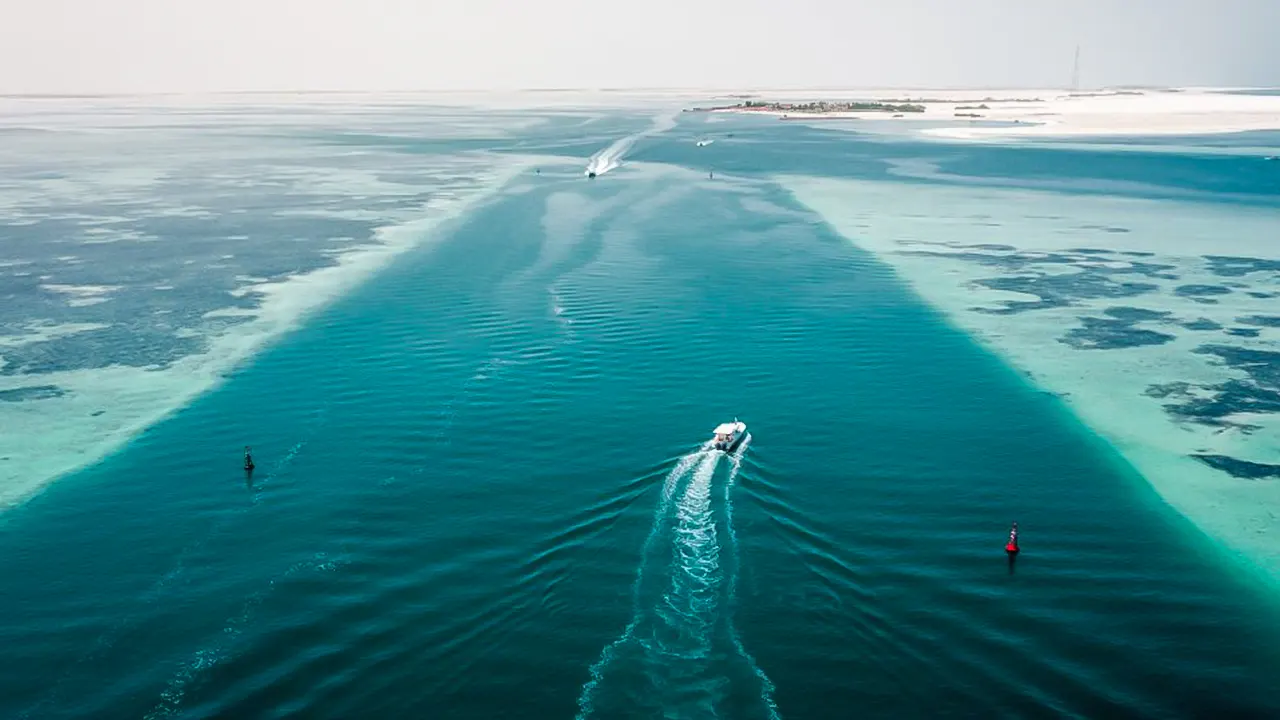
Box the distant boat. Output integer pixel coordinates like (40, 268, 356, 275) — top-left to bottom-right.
(712, 419, 746, 452)
(587, 170, 597, 178)
(696, 139, 714, 147)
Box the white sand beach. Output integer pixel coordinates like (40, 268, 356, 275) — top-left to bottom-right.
(711, 88, 1280, 141)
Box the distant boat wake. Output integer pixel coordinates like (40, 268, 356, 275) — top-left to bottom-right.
(575, 435, 780, 719)
(585, 111, 680, 177)
(16, 406, 330, 720)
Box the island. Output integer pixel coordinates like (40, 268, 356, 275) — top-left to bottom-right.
(683, 96, 1047, 120)
(681, 89, 1277, 139)
(688, 100, 927, 115)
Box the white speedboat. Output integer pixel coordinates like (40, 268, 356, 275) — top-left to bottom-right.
(712, 419, 747, 451)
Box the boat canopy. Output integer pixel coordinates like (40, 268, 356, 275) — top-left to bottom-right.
(713, 422, 739, 435)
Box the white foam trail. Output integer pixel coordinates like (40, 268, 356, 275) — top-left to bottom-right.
(548, 283, 576, 341)
(250, 439, 306, 504)
(429, 354, 520, 448)
(577, 436, 781, 720)
(647, 450, 725, 714)
(15, 409, 329, 720)
(141, 550, 348, 720)
(585, 111, 680, 177)
(657, 450, 722, 648)
(575, 443, 712, 720)
(724, 435, 781, 720)
(584, 137, 632, 177)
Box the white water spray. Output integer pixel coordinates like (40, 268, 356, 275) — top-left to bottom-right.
(584, 111, 680, 177)
(657, 451, 722, 646)
(575, 434, 780, 719)
(576, 443, 713, 718)
(647, 450, 726, 714)
(724, 435, 781, 720)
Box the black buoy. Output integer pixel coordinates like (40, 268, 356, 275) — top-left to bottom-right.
(244, 445, 255, 473)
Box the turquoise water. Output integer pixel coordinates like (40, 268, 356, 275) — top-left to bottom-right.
(2, 102, 1280, 718)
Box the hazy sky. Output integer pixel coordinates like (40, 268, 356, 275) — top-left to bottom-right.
(2, 0, 1277, 93)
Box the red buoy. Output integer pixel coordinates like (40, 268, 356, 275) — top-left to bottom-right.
(1005, 521, 1019, 554)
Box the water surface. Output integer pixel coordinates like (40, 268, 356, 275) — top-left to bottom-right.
(2, 101, 1279, 719)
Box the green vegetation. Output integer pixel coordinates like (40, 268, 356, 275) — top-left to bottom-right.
(734, 100, 926, 113)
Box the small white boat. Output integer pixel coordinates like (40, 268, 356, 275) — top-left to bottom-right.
(712, 419, 747, 451)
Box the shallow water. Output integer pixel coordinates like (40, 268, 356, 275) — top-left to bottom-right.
(2, 99, 1279, 718)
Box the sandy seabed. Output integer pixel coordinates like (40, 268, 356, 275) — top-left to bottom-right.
(781, 174, 1280, 582)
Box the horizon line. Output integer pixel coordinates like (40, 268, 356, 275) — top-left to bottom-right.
(2, 83, 1263, 100)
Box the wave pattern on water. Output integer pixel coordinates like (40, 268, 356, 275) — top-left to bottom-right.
(722, 435, 781, 720)
(586, 111, 680, 177)
(4, 105, 1280, 720)
(576, 435, 778, 720)
(0, 119, 536, 511)
(141, 549, 350, 720)
(14, 403, 330, 720)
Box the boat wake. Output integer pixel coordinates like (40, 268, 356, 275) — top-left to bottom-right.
(722, 435, 780, 719)
(430, 354, 521, 448)
(585, 111, 679, 177)
(15, 406, 329, 720)
(141, 549, 349, 720)
(548, 283, 576, 341)
(575, 434, 779, 719)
